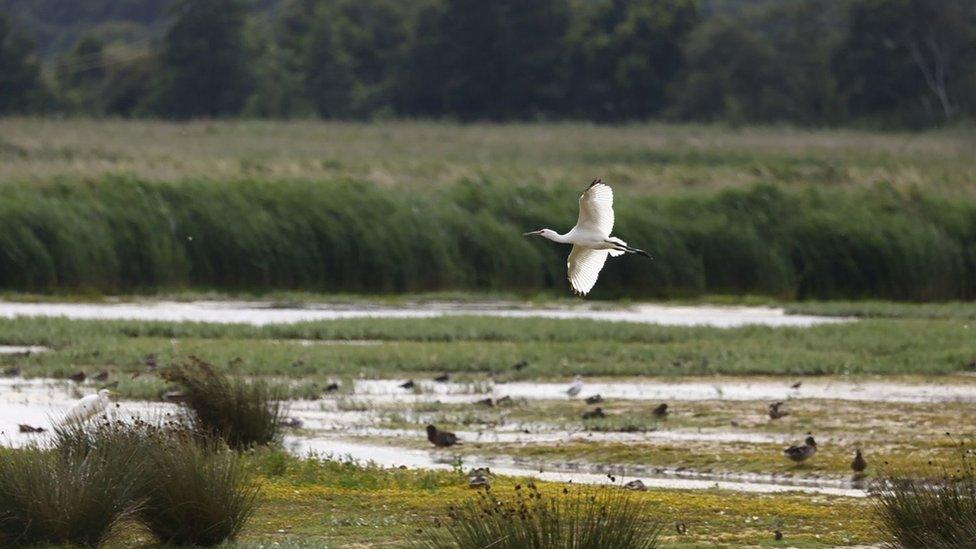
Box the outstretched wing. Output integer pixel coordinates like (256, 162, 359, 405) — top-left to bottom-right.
(575, 179, 614, 237)
(567, 245, 609, 296)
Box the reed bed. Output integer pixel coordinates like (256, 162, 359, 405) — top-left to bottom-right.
(1, 178, 975, 300)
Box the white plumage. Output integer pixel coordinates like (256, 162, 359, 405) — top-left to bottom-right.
(566, 375, 583, 398)
(524, 179, 650, 296)
(65, 389, 113, 423)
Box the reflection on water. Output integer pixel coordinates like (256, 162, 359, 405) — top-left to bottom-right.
(0, 300, 849, 328)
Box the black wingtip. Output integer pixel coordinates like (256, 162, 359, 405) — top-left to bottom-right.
(587, 178, 602, 189)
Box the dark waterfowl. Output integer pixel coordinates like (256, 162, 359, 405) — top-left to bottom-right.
(399, 380, 415, 390)
(468, 474, 490, 489)
(426, 424, 459, 447)
(652, 403, 669, 418)
(585, 394, 603, 404)
(18, 424, 45, 433)
(68, 370, 86, 383)
(475, 398, 494, 407)
(791, 381, 802, 389)
(784, 436, 817, 462)
(851, 449, 867, 473)
(495, 395, 514, 406)
(279, 417, 303, 428)
(624, 479, 646, 491)
(93, 370, 109, 382)
(581, 407, 605, 420)
(768, 401, 789, 419)
(513, 360, 528, 371)
(323, 382, 340, 393)
(433, 373, 450, 383)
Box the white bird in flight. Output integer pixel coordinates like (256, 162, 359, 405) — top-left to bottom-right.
(524, 179, 650, 296)
(65, 388, 113, 423)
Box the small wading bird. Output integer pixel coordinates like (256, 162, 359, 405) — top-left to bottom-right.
(524, 179, 651, 296)
(581, 407, 605, 420)
(784, 436, 817, 463)
(65, 388, 113, 423)
(768, 401, 789, 419)
(426, 424, 459, 447)
(566, 375, 583, 398)
(652, 403, 670, 418)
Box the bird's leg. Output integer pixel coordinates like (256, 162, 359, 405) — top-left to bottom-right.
(608, 241, 653, 259)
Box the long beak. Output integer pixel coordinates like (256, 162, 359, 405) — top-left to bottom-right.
(523, 230, 540, 236)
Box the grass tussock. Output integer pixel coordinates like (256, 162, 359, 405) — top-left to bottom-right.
(161, 356, 285, 449)
(0, 419, 258, 547)
(875, 441, 976, 548)
(0, 443, 144, 547)
(418, 483, 660, 549)
(140, 437, 259, 546)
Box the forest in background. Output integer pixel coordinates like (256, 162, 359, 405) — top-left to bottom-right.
(2, 0, 975, 127)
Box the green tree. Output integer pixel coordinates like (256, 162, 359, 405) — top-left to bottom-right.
(0, 11, 46, 114)
(403, 0, 571, 120)
(303, 4, 355, 118)
(56, 35, 107, 113)
(397, 3, 446, 115)
(102, 53, 158, 116)
(568, 0, 699, 120)
(152, 0, 253, 118)
(834, 0, 976, 125)
(670, 18, 781, 123)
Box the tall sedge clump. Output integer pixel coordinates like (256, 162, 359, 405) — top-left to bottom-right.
(139, 436, 258, 546)
(418, 483, 660, 549)
(0, 424, 147, 547)
(161, 356, 285, 449)
(875, 440, 976, 548)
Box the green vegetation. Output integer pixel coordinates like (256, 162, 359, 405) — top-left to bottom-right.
(1, 412, 260, 547)
(875, 446, 976, 548)
(140, 436, 259, 546)
(3, 175, 976, 300)
(418, 484, 661, 549)
(0, 439, 143, 546)
(3, 0, 976, 126)
(1, 314, 973, 380)
(161, 357, 285, 448)
(244, 451, 878, 547)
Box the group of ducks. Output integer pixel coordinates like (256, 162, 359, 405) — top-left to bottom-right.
(769, 401, 867, 474)
(425, 375, 869, 478)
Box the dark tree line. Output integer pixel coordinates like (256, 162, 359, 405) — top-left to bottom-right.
(1, 0, 975, 126)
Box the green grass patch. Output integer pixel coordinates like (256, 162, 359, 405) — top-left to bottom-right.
(0, 315, 972, 380)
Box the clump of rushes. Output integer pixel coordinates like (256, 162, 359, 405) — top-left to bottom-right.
(139, 436, 258, 547)
(0, 427, 147, 547)
(418, 482, 660, 549)
(161, 356, 285, 449)
(875, 438, 976, 548)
